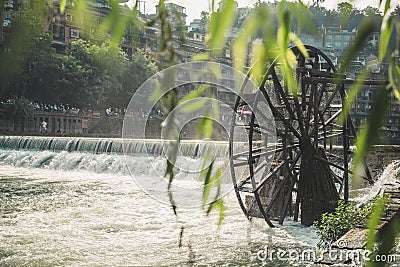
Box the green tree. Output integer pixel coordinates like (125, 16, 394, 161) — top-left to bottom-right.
(120, 49, 157, 105)
(334, 2, 364, 30)
(58, 39, 129, 109)
(363, 6, 382, 17)
(23, 33, 63, 102)
(309, 5, 335, 27)
(0, 3, 48, 98)
(3, 97, 35, 132)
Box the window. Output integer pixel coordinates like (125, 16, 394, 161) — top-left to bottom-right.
(225, 49, 231, 58)
(66, 14, 74, 22)
(70, 28, 80, 38)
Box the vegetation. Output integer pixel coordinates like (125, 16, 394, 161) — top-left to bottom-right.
(0, 3, 157, 110)
(314, 198, 382, 249)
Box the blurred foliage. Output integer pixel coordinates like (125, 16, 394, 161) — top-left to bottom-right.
(365, 194, 393, 267)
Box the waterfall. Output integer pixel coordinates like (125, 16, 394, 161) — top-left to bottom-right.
(0, 136, 230, 177)
(351, 160, 400, 204)
(0, 136, 229, 157)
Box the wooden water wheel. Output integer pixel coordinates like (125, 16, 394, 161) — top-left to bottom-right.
(229, 45, 374, 227)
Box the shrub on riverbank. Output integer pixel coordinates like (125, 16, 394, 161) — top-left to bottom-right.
(314, 198, 380, 249)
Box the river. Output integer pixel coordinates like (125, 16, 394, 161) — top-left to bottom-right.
(0, 137, 397, 266)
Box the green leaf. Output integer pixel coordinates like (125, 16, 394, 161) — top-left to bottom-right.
(338, 69, 370, 125)
(353, 86, 390, 183)
(180, 98, 208, 113)
(289, 32, 309, 59)
(192, 52, 209, 61)
(232, 8, 268, 72)
(179, 84, 210, 104)
(277, 9, 291, 52)
(383, 0, 392, 15)
(365, 195, 390, 267)
(197, 117, 214, 139)
(282, 50, 298, 95)
(201, 161, 215, 207)
(378, 16, 394, 61)
(208, 0, 237, 56)
(394, 89, 400, 102)
(217, 199, 225, 227)
(388, 63, 400, 101)
(338, 17, 376, 75)
(206, 198, 225, 227)
(60, 0, 66, 14)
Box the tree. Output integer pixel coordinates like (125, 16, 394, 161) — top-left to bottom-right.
(331, 2, 363, 30)
(336, 2, 355, 17)
(3, 97, 35, 132)
(23, 33, 63, 102)
(120, 49, 157, 106)
(363, 6, 382, 17)
(310, 5, 334, 27)
(57, 40, 129, 109)
(311, 0, 325, 7)
(0, 4, 49, 99)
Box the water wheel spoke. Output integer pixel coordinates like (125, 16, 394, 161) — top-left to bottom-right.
(292, 94, 306, 136)
(254, 158, 290, 193)
(315, 81, 327, 102)
(249, 123, 275, 135)
(253, 190, 275, 227)
(309, 109, 342, 138)
(271, 69, 293, 114)
(331, 170, 344, 185)
(232, 146, 275, 161)
(288, 150, 302, 172)
(259, 85, 302, 140)
(313, 154, 372, 183)
(279, 177, 297, 225)
(320, 86, 341, 115)
(304, 87, 314, 135)
(236, 160, 268, 189)
(323, 108, 342, 127)
(263, 169, 292, 215)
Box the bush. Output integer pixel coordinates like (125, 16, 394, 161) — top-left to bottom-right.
(314, 199, 376, 249)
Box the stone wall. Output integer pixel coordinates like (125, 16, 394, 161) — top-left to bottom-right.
(0, 110, 100, 135)
(367, 145, 400, 179)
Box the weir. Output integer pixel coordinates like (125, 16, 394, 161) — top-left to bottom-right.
(0, 135, 229, 158)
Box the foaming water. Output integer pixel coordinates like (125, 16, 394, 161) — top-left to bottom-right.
(1, 137, 400, 266)
(0, 166, 318, 266)
(0, 136, 229, 158)
(351, 160, 400, 204)
(0, 148, 319, 266)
